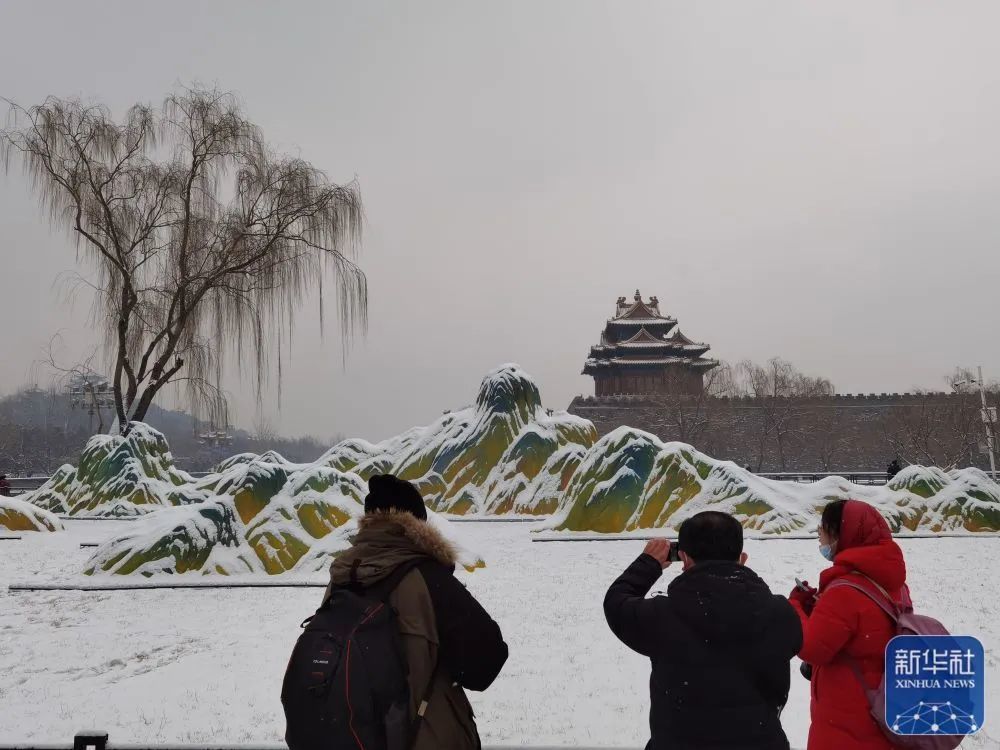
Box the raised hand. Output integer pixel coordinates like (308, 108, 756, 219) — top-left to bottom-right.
(643, 538, 673, 569)
(789, 580, 819, 614)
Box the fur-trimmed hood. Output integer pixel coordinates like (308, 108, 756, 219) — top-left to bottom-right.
(328, 510, 457, 587)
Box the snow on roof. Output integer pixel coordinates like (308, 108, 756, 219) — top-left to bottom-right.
(606, 317, 676, 326)
(619, 300, 659, 319)
(586, 356, 708, 366)
(616, 340, 672, 350)
(611, 357, 695, 365)
(666, 329, 709, 349)
(618, 328, 671, 347)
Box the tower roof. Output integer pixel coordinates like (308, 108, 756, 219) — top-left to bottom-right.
(583, 291, 718, 386)
(665, 328, 710, 356)
(618, 328, 671, 348)
(610, 291, 676, 328)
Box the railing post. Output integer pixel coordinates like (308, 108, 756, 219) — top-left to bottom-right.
(73, 732, 108, 750)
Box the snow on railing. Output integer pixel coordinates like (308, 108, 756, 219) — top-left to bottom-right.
(0, 736, 645, 750)
(531, 531, 1000, 543)
(756, 470, 890, 484)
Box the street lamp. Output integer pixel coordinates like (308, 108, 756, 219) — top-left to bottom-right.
(954, 366, 998, 478)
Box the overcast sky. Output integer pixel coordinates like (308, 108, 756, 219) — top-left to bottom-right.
(2, 1, 999, 443)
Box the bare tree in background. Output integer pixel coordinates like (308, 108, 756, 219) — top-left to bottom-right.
(880, 391, 979, 469)
(880, 368, 998, 469)
(33, 335, 115, 433)
(811, 406, 850, 471)
(738, 358, 834, 471)
(1, 87, 366, 436)
(252, 413, 278, 443)
(648, 362, 738, 452)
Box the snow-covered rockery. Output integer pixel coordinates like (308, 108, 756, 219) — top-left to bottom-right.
(22, 365, 591, 575)
(19, 365, 1000, 575)
(81, 465, 367, 575)
(25, 423, 205, 517)
(389, 365, 597, 513)
(79, 452, 490, 576)
(543, 427, 1000, 534)
(0, 496, 62, 532)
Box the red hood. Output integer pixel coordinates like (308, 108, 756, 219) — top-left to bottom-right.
(818, 500, 909, 603)
(838, 499, 892, 551)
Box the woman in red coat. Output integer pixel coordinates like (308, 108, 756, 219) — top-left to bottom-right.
(789, 499, 912, 750)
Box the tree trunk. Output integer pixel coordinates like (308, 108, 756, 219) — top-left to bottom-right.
(127, 358, 184, 429)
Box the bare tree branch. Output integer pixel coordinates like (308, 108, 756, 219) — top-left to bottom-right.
(1, 87, 366, 435)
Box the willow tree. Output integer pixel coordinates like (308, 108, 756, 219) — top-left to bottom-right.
(1, 88, 365, 435)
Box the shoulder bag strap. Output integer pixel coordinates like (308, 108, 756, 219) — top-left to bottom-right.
(825, 573, 899, 622)
(824, 573, 897, 702)
(409, 661, 439, 748)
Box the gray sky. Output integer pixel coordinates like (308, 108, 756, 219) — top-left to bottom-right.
(2, 1, 999, 443)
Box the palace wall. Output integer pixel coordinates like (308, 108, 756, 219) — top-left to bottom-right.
(567, 392, 999, 472)
(594, 368, 705, 397)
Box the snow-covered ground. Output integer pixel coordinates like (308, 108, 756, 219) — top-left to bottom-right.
(1, 521, 997, 748)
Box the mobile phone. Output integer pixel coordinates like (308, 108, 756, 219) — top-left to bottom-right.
(668, 543, 682, 563)
(794, 577, 810, 592)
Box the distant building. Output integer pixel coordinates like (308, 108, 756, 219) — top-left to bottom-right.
(583, 290, 717, 396)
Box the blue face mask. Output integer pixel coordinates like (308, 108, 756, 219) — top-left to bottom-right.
(819, 543, 835, 561)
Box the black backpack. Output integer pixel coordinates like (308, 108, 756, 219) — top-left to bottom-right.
(282, 558, 430, 750)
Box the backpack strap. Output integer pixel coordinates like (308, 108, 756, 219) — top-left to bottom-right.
(323, 556, 429, 607)
(368, 558, 440, 748)
(409, 661, 439, 745)
(825, 573, 900, 622)
(365, 557, 428, 602)
(824, 573, 897, 703)
(348, 559, 362, 588)
(842, 655, 878, 703)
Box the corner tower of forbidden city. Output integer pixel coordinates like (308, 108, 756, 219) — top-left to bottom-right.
(582, 290, 718, 397)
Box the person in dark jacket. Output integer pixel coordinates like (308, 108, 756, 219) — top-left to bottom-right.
(325, 474, 508, 750)
(789, 499, 912, 750)
(604, 511, 802, 750)
(0, 475, 10, 497)
(886, 459, 902, 480)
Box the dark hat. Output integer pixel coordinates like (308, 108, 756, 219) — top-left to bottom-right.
(364, 474, 427, 521)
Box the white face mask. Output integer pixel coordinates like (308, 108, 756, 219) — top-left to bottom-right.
(819, 543, 835, 561)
